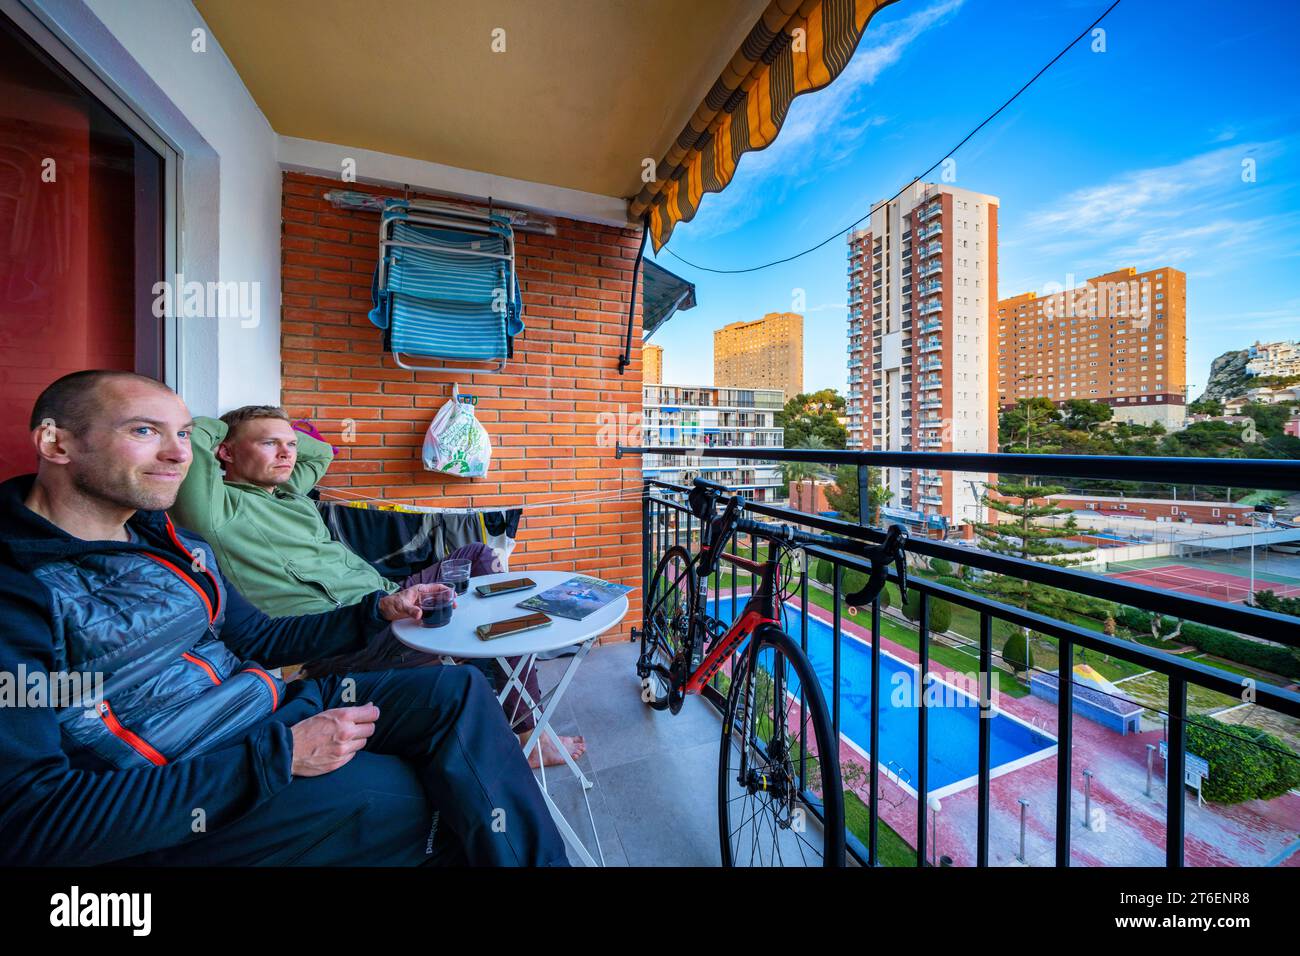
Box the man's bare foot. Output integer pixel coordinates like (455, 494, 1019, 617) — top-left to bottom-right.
(519, 730, 586, 769)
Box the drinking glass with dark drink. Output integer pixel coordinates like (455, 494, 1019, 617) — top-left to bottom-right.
(419, 588, 454, 628)
(441, 558, 472, 595)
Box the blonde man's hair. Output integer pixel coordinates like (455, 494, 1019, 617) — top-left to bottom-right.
(220, 404, 291, 441)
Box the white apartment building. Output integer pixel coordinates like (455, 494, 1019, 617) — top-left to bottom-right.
(1246, 340, 1300, 379)
(641, 383, 785, 502)
(846, 182, 999, 537)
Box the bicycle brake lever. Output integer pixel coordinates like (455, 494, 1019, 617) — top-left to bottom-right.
(894, 547, 908, 602)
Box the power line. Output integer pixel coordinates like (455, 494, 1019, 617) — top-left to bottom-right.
(662, 0, 1124, 276)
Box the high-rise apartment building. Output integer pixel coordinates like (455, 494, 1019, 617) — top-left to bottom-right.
(641, 383, 784, 502)
(846, 182, 999, 537)
(996, 267, 1187, 427)
(714, 312, 803, 399)
(643, 344, 664, 384)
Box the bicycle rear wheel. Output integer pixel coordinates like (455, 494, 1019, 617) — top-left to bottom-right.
(718, 624, 845, 866)
(637, 545, 696, 711)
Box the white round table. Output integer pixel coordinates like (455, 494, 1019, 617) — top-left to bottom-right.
(392, 569, 630, 866)
(391, 569, 629, 659)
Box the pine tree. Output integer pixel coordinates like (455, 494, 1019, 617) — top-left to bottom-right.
(966, 479, 1106, 623)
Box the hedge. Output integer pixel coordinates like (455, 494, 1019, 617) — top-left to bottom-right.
(929, 558, 954, 577)
(1117, 607, 1300, 678)
(902, 589, 953, 633)
(814, 558, 833, 585)
(812, 558, 891, 609)
(1186, 715, 1300, 803)
(1002, 629, 1034, 673)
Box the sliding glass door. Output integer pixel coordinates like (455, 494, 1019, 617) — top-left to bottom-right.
(0, 6, 175, 481)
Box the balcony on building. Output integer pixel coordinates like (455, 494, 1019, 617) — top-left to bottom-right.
(11, 0, 1299, 875)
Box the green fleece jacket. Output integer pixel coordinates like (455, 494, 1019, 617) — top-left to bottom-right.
(169, 417, 398, 618)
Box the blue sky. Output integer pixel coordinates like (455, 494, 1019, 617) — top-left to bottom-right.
(647, 0, 1300, 400)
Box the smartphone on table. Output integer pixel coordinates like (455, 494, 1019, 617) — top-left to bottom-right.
(474, 577, 535, 597)
(476, 611, 551, 641)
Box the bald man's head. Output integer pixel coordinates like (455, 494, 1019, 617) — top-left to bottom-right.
(28, 370, 194, 513)
(29, 370, 174, 436)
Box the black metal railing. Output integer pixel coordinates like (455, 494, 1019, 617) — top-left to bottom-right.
(619, 443, 1300, 868)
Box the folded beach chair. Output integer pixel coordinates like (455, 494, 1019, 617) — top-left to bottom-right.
(368, 199, 524, 373)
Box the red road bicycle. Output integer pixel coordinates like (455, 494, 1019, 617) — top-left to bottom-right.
(636, 477, 908, 866)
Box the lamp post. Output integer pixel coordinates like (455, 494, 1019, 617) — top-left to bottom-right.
(1017, 798, 1030, 863)
(928, 796, 942, 866)
(1082, 769, 1094, 830)
(1243, 510, 1262, 599)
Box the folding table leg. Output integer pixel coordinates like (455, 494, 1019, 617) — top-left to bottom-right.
(541, 787, 599, 867)
(511, 641, 595, 790)
(493, 641, 604, 865)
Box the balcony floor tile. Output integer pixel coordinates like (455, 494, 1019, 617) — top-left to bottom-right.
(532, 641, 725, 866)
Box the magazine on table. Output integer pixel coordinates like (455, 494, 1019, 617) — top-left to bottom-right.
(516, 574, 632, 621)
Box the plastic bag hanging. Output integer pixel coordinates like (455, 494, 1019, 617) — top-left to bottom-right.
(422, 385, 492, 478)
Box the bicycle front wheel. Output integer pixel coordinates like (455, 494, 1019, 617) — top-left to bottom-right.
(718, 624, 845, 866)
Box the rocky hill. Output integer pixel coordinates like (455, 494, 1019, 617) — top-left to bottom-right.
(1198, 348, 1251, 402)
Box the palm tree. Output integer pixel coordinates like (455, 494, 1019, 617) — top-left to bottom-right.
(780, 435, 833, 499)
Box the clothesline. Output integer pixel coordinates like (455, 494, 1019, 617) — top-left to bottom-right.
(317, 481, 648, 515)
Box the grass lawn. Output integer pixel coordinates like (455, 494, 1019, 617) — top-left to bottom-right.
(844, 790, 916, 867)
(1186, 653, 1279, 683)
(884, 579, 1150, 685)
(1115, 670, 1241, 716)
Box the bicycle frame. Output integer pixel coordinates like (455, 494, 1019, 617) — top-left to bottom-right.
(684, 544, 785, 696)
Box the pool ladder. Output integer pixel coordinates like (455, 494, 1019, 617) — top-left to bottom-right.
(883, 759, 913, 787)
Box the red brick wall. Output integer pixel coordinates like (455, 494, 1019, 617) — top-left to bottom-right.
(279, 172, 644, 640)
(789, 479, 831, 514)
(1051, 497, 1255, 525)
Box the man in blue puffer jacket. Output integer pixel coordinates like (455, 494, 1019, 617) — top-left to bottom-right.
(0, 370, 569, 866)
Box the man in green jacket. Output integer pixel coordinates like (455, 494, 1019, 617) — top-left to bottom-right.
(170, 406, 584, 768)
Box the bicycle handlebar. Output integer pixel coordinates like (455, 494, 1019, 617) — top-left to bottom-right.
(736, 517, 909, 606)
(687, 477, 908, 607)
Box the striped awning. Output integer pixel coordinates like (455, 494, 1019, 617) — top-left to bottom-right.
(630, 0, 898, 252)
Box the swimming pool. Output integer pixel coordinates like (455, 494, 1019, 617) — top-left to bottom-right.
(707, 597, 1057, 797)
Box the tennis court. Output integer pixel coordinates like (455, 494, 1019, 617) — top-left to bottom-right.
(1107, 562, 1300, 604)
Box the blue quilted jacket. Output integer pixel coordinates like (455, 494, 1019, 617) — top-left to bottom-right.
(0, 473, 389, 865)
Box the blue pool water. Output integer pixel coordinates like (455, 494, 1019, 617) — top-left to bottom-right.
(707, 598, 1056, 795)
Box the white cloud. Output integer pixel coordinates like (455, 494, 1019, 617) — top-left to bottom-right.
(677, 0, 967, 241)
(1003, 140, 1297, 287)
